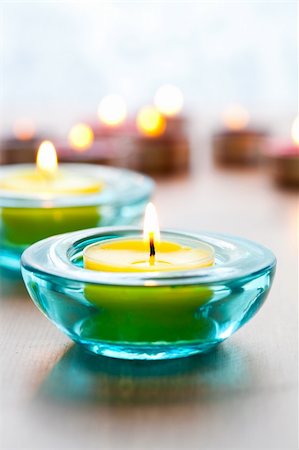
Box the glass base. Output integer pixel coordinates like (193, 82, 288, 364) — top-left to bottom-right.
(79, 340, 220, 360)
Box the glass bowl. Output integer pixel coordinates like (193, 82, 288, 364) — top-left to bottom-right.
(0, 164, 154, 271)
(21, 228, 276, 360)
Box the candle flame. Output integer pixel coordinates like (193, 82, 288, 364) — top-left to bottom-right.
(154, 84, 184, 117)
(137, 106, 166, 137)
(143, 202, 160, 247)
(223, 104, 249, 131)
(36, 140, 58, 178)
(291, 116, 299, 146)
(98, 94, 127, 127)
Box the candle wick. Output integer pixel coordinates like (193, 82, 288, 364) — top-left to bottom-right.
(149, 234, 155, 256)
(149, 233, 155, 265)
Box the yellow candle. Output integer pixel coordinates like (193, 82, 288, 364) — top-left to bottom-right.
(84, 203, 214, 272)
(0, 140, 102, 195)
(0, 141, 103, 250)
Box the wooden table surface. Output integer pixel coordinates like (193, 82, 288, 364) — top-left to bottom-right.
(0, 152, 298, 449)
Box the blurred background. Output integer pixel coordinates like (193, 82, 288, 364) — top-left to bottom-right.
(1, 2, 297, 130)
(0, 1, 297, 181)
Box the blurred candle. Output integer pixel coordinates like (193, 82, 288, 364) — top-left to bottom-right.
(136, 106, 166, 137)
(133, 104, 189, 175)
(222, 104, 250, 131)
(154, 84, 187, 137)
(266, 116, 299, 187)
(13, 118, 36, 141)
(213, 104, 266, 166)
(0, 119, 41, 165)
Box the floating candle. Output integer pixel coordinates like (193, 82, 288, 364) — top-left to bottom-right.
(84, 203, 214, 272)
(0, 141, 102, 195)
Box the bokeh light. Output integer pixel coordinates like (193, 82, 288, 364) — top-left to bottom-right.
(97, 95, 127, 127)
(222, 104, 250, 131)
(136, 106, 166, 137)
(154, 84, 184, 117)
(13, 119, 36, 141)
(68, 123, 94, 151)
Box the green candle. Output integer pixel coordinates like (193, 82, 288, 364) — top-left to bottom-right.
(81, 284, 216, 343)
(80, 203, 216, 344)
(1, 206, 100, 246)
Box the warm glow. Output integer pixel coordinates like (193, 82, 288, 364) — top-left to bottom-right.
(154, 84, 184, 117)
(97, 94, 127, 127)
(13, 119, 36, 141)
(137, 106, 166, 137)
(68, 123, 94, 151)
(36, 141, 58, 178)
(143, 202, 160, 244)
(291, 116, 299, 146)
(223, 104, 250, 131)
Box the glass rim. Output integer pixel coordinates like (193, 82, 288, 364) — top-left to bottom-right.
(21, 227, 276, 286)
(0, 164, 154, 208)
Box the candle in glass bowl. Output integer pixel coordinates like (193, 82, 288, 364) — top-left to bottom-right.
(1, 149, 154, 272)
(21, 218, 276, 359)
(213, 105, 267, 166)
(265, 116, 299, 187)
(82, 203, 215, 344)
(0, 140, 103, 255)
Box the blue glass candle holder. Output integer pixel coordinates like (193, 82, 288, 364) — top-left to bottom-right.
(21, 228, 276, 360)
(0, 165, 154, 271)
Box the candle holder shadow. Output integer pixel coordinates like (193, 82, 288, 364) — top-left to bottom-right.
(37, 343, 251, 406)
(21, 228, 276, 361)
(0, 165, 154, 271)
